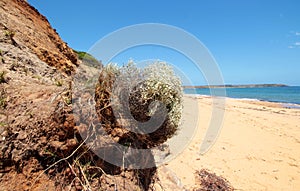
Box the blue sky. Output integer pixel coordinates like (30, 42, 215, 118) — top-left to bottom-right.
(28, 0, 300, 85)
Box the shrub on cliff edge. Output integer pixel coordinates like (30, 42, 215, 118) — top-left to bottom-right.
(95, 61, 183, 148)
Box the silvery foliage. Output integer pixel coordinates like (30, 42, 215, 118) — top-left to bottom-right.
(110, 60, 183, 135)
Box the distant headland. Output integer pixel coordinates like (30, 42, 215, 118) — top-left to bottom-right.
(183, 84, 289, 89)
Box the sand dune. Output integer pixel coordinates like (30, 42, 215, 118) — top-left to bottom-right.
(157, 95, 300, 190)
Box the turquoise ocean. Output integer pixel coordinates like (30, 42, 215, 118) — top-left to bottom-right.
(184, 86, 300, 105)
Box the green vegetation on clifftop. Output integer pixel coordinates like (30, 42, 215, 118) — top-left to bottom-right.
(73, 50, 102, 68)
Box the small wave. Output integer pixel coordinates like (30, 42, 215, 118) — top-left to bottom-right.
(281, 103, 300, 109)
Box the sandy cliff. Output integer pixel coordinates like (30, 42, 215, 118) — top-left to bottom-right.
(0, 0, 77, 73)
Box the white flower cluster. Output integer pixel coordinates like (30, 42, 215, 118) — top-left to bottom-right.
(116, 61, 183, 131)
(141, 62, 183, 127)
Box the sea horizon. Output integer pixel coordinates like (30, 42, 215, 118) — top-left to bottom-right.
(184, 86, 300, 106)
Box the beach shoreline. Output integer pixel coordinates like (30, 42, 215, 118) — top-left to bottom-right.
(156, 95, 300, 190)
(184, 93, 300, 109)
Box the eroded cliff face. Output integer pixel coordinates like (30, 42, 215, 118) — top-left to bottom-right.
(0, 0, 81, 190)
(0, 1, 150, 190)
(0, 0, 78, 73)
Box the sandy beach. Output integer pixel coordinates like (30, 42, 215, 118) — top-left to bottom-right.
(156, 95, 300, 190)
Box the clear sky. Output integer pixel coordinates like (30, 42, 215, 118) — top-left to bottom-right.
(28, 0, 300, 86)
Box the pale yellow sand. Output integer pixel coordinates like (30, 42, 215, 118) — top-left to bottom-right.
(156, 95, 300, 190)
